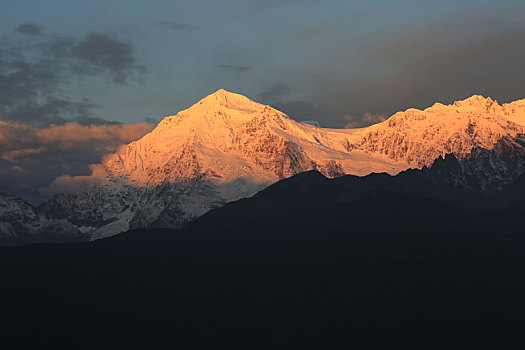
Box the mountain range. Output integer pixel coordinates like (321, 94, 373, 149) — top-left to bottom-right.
(1, 90, 525, 244)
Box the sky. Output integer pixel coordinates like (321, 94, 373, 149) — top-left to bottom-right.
(1, 0, 525, 202)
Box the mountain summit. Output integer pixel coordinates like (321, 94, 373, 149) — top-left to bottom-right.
(3, 91, 525, 243)
(97, 89, 406, 188)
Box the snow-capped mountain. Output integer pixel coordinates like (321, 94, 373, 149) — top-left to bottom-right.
(2, 90, 525, 243)
(350, 95, 525, 167)
(98, 89, 407, 184)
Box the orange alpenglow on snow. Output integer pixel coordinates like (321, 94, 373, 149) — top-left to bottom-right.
(75, 89, 525, 187)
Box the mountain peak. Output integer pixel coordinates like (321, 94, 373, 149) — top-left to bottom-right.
(213, 88, 234, 96)
(421, 94, 511, 117)
(453, 94, 498, 109)
(207, 88, 237, 99)
(194, 89, 264, 112)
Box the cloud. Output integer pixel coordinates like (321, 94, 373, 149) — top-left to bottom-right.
(0, 121, 154, 158)
(41, 171, 104, 196)
(0, 27, 146, 126)
(0, 121, 154, 203)
(1, 147, 48, 163)
(142, 116, 160, 124)
(273, 100, 325, 121)
(230, 5, 525, 128)
(69, 33, 147, 83)
(344, 112, 388, 129)
(316, 12, 525, 127)
(74, 115, 122, 126)
(158, 21, 198, 30)
(15, 23, 44, 36)
(258, 84, 291, 103)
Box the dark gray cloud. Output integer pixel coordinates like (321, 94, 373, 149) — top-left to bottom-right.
(42, 32, 146, 84)
(316, 15, 525, 127)
(15, 23, 43, 36)
(0, 50, 96, 126)
(219, 64, 251, 73)
(344, 112, 388, 129)
(158, 21, 197, 30)
(274, 100, 333, 127)
(75, 115, 123, 126)
(70, 33, 147, 83)
(258, 83, 291, 104)
(0, 26, 146, 126)
(142, 116, 160, 124)
(253, 11, 525, 128)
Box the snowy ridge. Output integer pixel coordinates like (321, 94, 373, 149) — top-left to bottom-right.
(2, 90, 525, 243)
(350, 95, 525, 167)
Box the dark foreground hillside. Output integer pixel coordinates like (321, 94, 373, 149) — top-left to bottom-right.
(1, 170, 525, 349)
